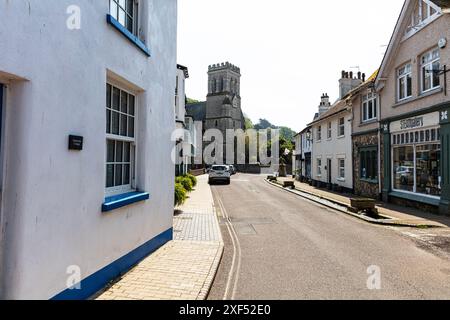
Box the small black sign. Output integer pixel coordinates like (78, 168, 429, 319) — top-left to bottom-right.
(69, 135, 83, 151)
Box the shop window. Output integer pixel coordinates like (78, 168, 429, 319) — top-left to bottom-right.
(360, 147, 378, 182)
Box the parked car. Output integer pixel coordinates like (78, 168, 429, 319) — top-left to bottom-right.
(228, 165, 237, 175)
(208, 165, 231, 185)
(396, 166, 414, 185)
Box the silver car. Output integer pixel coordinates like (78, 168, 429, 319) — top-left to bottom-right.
(208, 165, 231, 185)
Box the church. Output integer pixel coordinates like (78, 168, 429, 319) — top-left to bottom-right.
(186, 62, 245, 140)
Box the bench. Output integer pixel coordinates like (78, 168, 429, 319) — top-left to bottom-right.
(349, 198, 378, 216)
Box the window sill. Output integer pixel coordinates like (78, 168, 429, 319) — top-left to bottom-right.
(106, 15, 151, 57)
(393, 87, 443, 108)
(360, 119, 377, 126)
(360, 178, 378, 184)
(337, 178, 346, 182)
(102, 191, 150, 212)
(389, 191, 440, 207)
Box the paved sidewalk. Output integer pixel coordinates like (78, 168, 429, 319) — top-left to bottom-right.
(96, 175, 223, 300)
(274, 177, 450, 228)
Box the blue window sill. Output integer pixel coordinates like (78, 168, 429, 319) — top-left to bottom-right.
(102, 191, 150, 212)
(106, 15, 151, 57)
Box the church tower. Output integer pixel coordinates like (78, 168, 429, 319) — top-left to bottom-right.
(205, 62, 244, 137)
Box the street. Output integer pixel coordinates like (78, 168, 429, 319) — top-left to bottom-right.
(208, 174, 450, 300)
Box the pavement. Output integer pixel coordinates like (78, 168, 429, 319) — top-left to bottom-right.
(272, 177, 450, 228)
(208, 173, 450, 300)
(95, 175, 223, 300)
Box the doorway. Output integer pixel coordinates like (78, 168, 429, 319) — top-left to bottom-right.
(327, 158, 332, 185)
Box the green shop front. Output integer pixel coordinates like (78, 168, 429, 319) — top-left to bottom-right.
(382, 104, 450, 216)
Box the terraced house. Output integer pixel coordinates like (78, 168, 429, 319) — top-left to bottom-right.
(375, 0, 450, 215)
(0, 0, 177, 299)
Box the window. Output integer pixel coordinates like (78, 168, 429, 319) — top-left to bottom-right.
(397, 64, 412, 101)
(362, 93, 378, 122)
(317, 126, 322, 141)
(360, 147, 378, 182)
(421, 48, 440, 93)
(317, 158, 322, 176)
(392, 128, 441, 197)
(110, 0, 139, 36)
(327, 122, 332, 139)
(106, 83, 136, 195)
(405, 0, 441, 38)
(338, 118, 345, 137)
(338, 159, 345, 179)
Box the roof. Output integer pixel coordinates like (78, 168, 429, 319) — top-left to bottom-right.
(177, 64, 189, 78)
(186, 102, 206, 122)
(375, 0, 446, 87)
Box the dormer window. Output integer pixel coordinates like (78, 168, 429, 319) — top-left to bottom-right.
(405, 0, 442, 39)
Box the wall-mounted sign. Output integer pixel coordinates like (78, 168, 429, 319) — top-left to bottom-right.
(68, 135, 83, 151)
(391, 112, 439, 133)
(441, 109, 449, 124)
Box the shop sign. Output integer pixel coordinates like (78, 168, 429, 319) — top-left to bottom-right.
(391, 112, 439, 133)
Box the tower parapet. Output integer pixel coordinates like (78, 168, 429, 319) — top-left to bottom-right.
(208, 62, 241, 74)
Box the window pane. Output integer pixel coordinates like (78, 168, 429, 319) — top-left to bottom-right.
(123, 164, 130, 185)
(106, 109, 111, 134)
(393, 146, 414, 192)
(363, 102, 367, 121)
(432, 61, 440, 88)
(106, 84, 111, 108)
(121, 91, 128, 113)
(407, 75, 412, 97)
(116, 141, 123, 162)
(110, 0, 118, 19)
(112, 87, 120, 111)
(124, 142, 131, 162)
(373, 98, 377, 118)
(112, 111, 120, 135)
(118, 8, 126, 26)
(115, 164, 123, 186)
(399, 77, 405, 99)
(129, 95, 135, 116)
(416, 144, 441, 196)
(106, 164, 115, 188)
(121, 114, 128, 136)
(423, 66, 432, 91)
(107, 140, 115, 163)
(128, 117, 135, 138)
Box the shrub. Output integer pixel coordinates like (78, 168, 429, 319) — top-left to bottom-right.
(176, 176, 193, 192)
(184, 173, 198, 188)
(174, 183, 187, 207)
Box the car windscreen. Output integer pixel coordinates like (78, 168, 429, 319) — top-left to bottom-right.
(212, 166, 227, 171)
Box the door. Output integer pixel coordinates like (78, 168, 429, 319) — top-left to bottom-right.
(327, 159, 332, 184)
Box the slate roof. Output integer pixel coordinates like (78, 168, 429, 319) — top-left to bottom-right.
(186, 102, 206, 121)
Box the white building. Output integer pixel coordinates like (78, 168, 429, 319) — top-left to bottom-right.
(310, 73, 362, 192)
(174, 64, 190, 176)
(300, 126, 313, 181)
(0, 0, 177, 299)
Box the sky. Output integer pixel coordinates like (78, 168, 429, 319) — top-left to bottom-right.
(177, 0, 405, 133)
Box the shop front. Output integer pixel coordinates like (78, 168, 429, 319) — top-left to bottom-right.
(382, 106, 450, 215)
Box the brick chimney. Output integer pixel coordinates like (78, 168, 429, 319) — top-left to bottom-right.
(339, 70, 363, 99)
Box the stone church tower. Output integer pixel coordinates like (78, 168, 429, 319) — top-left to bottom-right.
(205, 62, 245, 136)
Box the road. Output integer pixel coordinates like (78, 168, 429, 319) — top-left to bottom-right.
(208, 174, 450, 300)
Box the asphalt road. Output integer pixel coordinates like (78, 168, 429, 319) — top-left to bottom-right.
(208, 174, 450, 300)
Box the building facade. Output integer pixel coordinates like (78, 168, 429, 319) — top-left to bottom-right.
(0, 0, 177, 299)
(350, 71, 381, 199)
(376, 0, 450, 215)
(174, 64, 190, 176)
(310, 74, 362, 192)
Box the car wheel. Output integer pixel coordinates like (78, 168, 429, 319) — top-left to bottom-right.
(227, 179, 231, 185)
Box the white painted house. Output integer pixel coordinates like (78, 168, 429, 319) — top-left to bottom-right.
(174, 64, 190, 176)
(310, 73, 363, 192)
(0, 0, 177, 299)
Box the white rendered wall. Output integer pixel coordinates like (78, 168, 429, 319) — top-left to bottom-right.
(0, 0, 177, 299)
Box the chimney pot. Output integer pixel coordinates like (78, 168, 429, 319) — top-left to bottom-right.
(349, 71, 353, 79)
(362, 73, 366, 82)
(358, 71, 361, 80)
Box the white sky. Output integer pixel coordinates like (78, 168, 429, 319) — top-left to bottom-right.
(177, 0, 405, 132)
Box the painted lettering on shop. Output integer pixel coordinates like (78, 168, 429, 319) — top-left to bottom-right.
(400, 117, 424, 130)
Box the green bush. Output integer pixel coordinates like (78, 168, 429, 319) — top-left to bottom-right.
(184, 174, 198, 188)
(174, 183, 187, 207)
(176, 176, 193, 192)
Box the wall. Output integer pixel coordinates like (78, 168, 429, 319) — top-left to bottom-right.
(0, 0, 177, 299)
(379, 14, 450, 120)
(311, 107, 353, 190)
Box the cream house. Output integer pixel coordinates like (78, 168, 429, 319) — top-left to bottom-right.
(375, 0, 450, 215)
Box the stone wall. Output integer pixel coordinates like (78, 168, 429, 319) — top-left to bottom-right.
(352, 132, 380, 199)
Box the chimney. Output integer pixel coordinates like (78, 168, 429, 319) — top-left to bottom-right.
(339, 70, 363, 99)
(362, 73, 366, 82)
(318, 93, 331, 115)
